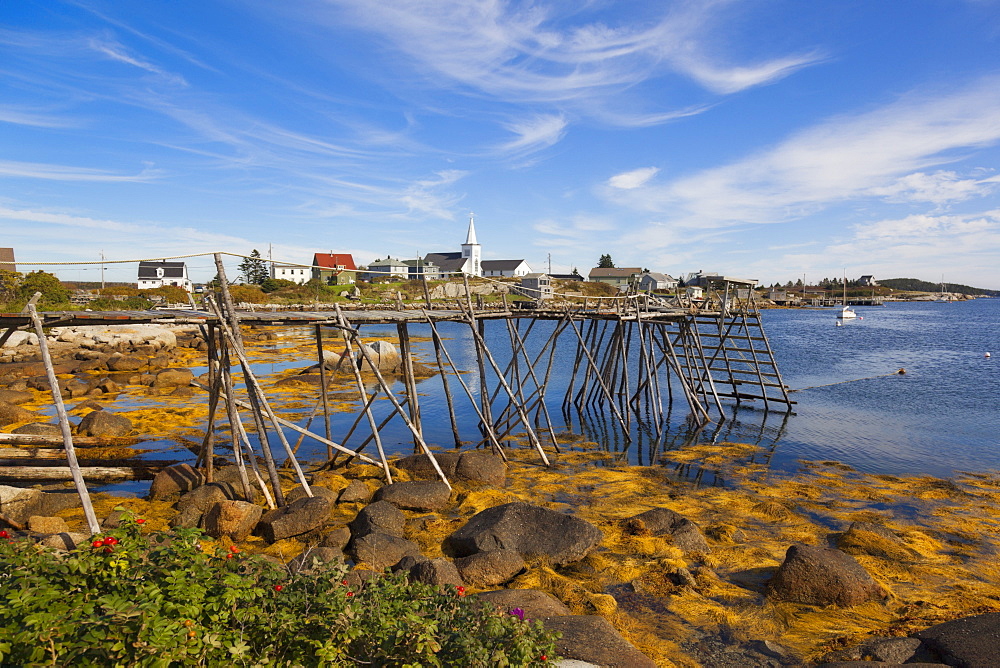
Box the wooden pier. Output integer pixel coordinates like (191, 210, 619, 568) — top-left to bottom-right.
(0, 261, 792, 517)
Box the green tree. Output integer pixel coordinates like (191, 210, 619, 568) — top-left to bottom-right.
(18, 270, 69, 306)
(571, 267, 581, 277)
(0, 269, 21, 304)
(598, 254, 614, 268)
(238, 250, 269, 285)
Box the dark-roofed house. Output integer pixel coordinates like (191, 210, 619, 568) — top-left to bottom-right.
(137, 261, 193, 292)
(423, 252, 468, 276)
(859, 275, 876, 287)
(0, 248, 15, 273)
(588, 267, 642, 289)
(482, 259, 531, 278)
(313, 252, 356, 285)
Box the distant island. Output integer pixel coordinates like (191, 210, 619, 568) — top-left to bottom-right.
(878, 278, 999, 297)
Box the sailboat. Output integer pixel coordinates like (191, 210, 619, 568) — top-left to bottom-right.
(837, 271, 857, 319)
(935, 275, 950, 302)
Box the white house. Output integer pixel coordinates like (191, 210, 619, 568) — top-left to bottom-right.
(137, 261, 193, 293)
(271, 263, 310, 285)
(363, 257, 409, 280)
(482, 259, 532, 277)
(637, 272, 677, 292)
(517, 273, 553, 300)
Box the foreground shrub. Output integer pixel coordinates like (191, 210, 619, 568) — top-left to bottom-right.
(0, 514, 557, 666)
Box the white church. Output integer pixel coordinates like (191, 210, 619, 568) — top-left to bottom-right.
(424, 215, 531, 278)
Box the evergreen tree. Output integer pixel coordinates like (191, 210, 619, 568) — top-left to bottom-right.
(239, 250, 269, 285)
(598, 254, 615, 268)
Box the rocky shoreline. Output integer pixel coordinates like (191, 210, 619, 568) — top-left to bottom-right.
(2, 323, 1000, 667)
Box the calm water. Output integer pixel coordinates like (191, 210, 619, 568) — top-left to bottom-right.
(86, 298, 1000, 495)
(339, 298, 1000, 479)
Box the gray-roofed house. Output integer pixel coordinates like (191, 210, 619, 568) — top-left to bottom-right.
(482, 259, 531, 277)
(137, 260, 193, 292)
(516, 273, 553, 300)
(588, 267, 642, 288)
(637, 272, 677, 292)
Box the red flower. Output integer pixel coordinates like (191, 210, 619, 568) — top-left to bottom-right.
(274, 585, 283, 592)
(540, 655, 547, 662)
(456, 586, 466, 596)
(0, 530, 9, 539)
(103, 546, 114, 554)
(92, 539, 104, 548)
(103, 537, 118, 546)
(229, 545, 239, 553)
(136, 518, 146, 524)
(346, 591, 354, 597)
(341, 579, 348, 586)
(226, 553, 233, 560)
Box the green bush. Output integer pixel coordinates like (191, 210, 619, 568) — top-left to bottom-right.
(88, 296, 154, 310)
(0, 514, 558, 666)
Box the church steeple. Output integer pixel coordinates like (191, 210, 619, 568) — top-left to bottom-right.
(460, 212, 482, 277)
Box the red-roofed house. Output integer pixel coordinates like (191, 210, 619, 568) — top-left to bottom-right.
(313, 252, 357, 285)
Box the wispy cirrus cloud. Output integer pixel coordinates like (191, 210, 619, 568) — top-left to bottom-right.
(495, 114, 567, 156)
(0, 106, 78, 129)
(608, 166, 658, 190)
(0, 160, 160, 182)
(605, 76, 1000, 230)
(89, 37, 188, 86)
(302, 0, 820, 114)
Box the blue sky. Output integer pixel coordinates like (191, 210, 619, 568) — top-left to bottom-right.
(3, 0, 1000, 288)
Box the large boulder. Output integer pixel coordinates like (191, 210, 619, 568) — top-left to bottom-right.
(149, 463, 205, 501)
(176, 482, 240, 515)
(203, 500, 263, 541)
(447, 502, 603, 566)
(455, 451, 506, 486)
(540, 615, 657, 668)
(28, 516, 69, 534)
(455, 549, 525, 587)
(338, 479, 373, 504)
(347, 532, 422, 570)
(475, 589, 572, 618)
(256, 496, 333, 543)
(76, 410, 132, 437)
(349, 500, 406, 538)
(0, 400, 39, 427)
(372, 481, 452, 512)
(153, 368, 194, 388)
(107, 354, 145, 372)
(623, 507, 709, 553)
(0, 485, 43, 525)
(767, 544, 886, 607)
(361, 340, 400, 372)
(0, 389, 33, 405)
(914, 612, 1000, 668)
(12, 422, 61, 436)
(408, 558, 464, 587)
(394, 453, 461, 480)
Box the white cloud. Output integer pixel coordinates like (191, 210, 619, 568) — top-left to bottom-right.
(607, 76, 1000, 229)
(0, 160, 160, 182)
(496, 114, 567, 155)
(608, 167, 658, 190)
(866, 171, 997, 205)
(89, 38, 188, 86)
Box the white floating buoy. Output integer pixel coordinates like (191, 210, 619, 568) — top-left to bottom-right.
(987, 352, 992, 358)
(836, 320, 842, 327)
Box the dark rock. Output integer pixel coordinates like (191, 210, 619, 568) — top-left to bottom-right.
(475, 589, 572, 618)
(393, 554, 430, 573)
(394, 452, 461, 479)
(170, 505, 203, 529)
(149, 463, 205, 501)
(76, 409, 132, 437)
(12, 422, 61, 436)
(455, 549, 525, 586)
(289, 546, 344, 573)
(623, 507, 709, 553)
(338, 479, 372, 503)
(34, 491, 81, 516)
(257, 496, 333, 543)
(858, 637, 923, 663)
(447, 501, 603, 566)
(373, 480, 452, 511)
(102, 509, 129, 529)
(320, 526, 352, 550)
(204, 500, 263, 541)
(286, 485, 339, 506)
(347, 531, 422, 570)
(0, 400, 39, 427)
(767, 544, 886, 607)
(540, 615, 657, 667)
(835, 522, 913, 561)
(915, 612, 1000, 668)
(408, 558, 464, 587)
(817, 663, 947, 667)
(73, 399, 104, 413)
(176, 482, 240, 515)
(455, 450, 506, 486)
(62, 378, 91, 398)
(350, 500, 406, 538)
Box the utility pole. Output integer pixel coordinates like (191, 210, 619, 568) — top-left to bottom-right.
(100, 251, 105, 289)
(547, 253, 551, 275)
